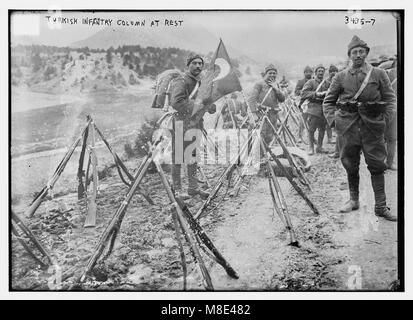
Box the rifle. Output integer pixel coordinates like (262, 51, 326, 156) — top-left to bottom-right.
(194, 119, 262, 220)
(77, 125, 89, 199)
(26, 119, 91, 217)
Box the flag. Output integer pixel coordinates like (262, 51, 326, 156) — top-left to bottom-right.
(192, 39, 242, 117)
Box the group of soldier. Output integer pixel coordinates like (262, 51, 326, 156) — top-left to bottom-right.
(165, 35, 398, 222)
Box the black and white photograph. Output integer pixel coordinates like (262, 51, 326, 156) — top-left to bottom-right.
(7, 5, 404, 295)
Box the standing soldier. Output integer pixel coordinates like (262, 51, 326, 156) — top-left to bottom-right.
(323, 35, 396, 221)
(169, 53, 215, 200)
(326, 64, 341, 158)
(382, 57, 397, 170)
(249, 64, 285, 146)
(301, 64, 329, 155)
(295, 66, 314, 142)
(325, 65, 339, 145)
(295, 66, 314, 96)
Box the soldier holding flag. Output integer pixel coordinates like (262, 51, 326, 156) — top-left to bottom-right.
(169, 53, 214, 200)
(169, 40, 242, 199)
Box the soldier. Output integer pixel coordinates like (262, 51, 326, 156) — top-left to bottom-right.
(301, 64, 330, 155)
(220, 93, 247, 129)
(169, 53, 215, 200)
(295, 66, 313, 96)
(249, 64, 285, 146)
(295, 66, 314, 142)
(325, 65, 339, 145)
(323, 35, 396, 221)
(382, 57, 397, 170)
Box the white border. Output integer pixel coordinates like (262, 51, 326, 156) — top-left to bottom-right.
(1, 0, 411, 300)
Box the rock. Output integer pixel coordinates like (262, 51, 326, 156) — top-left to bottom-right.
(58, 200, 70, 212)
(98, 184, 109, 191)
(161, 238, 175, 248)
(146, 249, 166, 259)
(127, 265, 152, 284)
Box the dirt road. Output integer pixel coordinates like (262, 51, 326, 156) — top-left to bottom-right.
(11, 140, 399, 291)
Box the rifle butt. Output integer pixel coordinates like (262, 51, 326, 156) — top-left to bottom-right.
(26, 189, 48, 217)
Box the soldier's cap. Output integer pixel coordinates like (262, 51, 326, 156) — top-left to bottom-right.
(314, 64, 325, 72)
(347, 35, 370, 56)
(304, 65, 313, 73)
(329, 64, 339, 73)
(264, 64, 277, 74)
(186, 54, 204, 66)
(368, 57, 381, 67)
(378, 60, 394, 70)
(379, 54, 390, 63)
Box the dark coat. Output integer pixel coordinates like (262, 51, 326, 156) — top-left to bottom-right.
(323, 63, 396, 136)
(248, 80, 285, 113)
(301, 78, 330, 118)
(169, 71, 200, 121)
(294, 78, 309, 96)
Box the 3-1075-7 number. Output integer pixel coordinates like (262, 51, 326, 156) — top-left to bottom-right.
(205, 304, 250, 315)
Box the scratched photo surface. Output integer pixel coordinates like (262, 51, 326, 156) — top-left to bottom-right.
(10, 10, 401, 291)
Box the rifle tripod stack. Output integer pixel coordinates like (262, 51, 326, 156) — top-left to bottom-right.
(79, 133, 239, 290)
(194, 107, 320, 247)
(277, 90, 310, 146)
(13, 115, 239, 290)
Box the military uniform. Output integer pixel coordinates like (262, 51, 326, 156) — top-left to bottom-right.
(385, 64, 397, 168)
(323, 35, 396, 219)
(295, 66, 313, 141)
(249, 79, 285, 145)
(169, 70, 204, 195)
(301, 72, 330, 153)
(295, 78, 308, 97)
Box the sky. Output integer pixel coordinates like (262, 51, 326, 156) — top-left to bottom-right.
(10, 10, 398, 66)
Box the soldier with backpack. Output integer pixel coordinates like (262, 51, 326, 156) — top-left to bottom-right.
(168, 53, 216, 200)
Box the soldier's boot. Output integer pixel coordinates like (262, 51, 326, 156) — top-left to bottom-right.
(308, 140, 315, 155)
(316, 130, 326, 153)
(371, 174, 397, 221)
(172, 164, 190, 200)
(187, 163, 210, 200)
(386, 140, 397, 170)
(172, 164, 181, 190)
(308, 131, 315, 155)
(326, 126, 333, 144)
(339, 173, 360, 213)
(329, 141, 340, 158)
(298, 123, 304, 143)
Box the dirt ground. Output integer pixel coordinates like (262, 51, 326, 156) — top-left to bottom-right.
(10, 134, 399, 291)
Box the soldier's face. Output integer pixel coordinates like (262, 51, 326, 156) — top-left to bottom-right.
(315, 68, 325, 80)
(350, 47, 368, 67)
(329, 70, 337, 79)
(304, 71, 313, 79)
(264, 70, 277, 82)
(188, 58, 204, 76)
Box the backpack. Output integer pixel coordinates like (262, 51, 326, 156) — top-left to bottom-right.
(150, 69, 184, 111)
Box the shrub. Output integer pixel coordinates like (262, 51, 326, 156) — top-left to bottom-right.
(124, 116, 160, 158)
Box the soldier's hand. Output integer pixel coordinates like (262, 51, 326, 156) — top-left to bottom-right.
(268, 80, 279, 89)
(207, 103, 217, 114)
